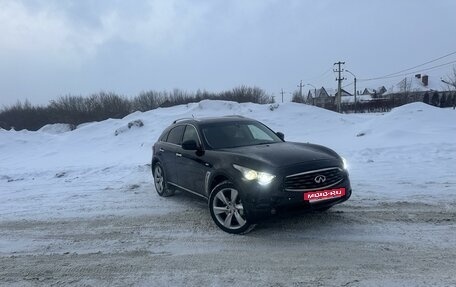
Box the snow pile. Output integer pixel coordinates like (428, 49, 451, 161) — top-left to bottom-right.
(0, 100, 455, 220)
(354, 102, 456, 146)
(114, 119, 144, 136)
(38, 123, 74, 134)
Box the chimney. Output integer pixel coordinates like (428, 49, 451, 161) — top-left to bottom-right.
(415, 74, 421, 79)
(422, 75, 429, 86)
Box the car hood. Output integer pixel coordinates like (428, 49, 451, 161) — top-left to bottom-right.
(219, 142, 340, 168)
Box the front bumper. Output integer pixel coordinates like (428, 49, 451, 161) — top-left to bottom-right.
(236, 171, 352, 222)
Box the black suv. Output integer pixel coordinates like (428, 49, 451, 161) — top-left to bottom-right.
(152, 116, 351, 234)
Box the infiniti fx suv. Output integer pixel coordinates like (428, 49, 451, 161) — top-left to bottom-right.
(152, 116, 351, 234)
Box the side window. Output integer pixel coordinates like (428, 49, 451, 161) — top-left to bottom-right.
(166, 125, 185, 145)
(159, 131, 168, 142)
(182, 125, 200, 144)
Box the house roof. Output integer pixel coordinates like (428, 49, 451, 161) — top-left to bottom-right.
(384, 74, 444, 95)
(341, 94, 373, 103)
(307, 87, 353, 98)
(307, 87, 331, 98)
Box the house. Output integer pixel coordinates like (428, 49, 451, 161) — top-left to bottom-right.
(361, 86, 387, 97)
(341, 93, 373, 103)
(307, 87, 359, 107)
(385, 74, 442, 95)
(335, 88, 378, 104)
(306, 87, 334, 107)
(334, 88, 353, 97)
(382, 73, 450, 104)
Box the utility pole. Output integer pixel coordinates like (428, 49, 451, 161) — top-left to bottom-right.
(345, 69, 357, 113)
(354, 77, 357, 112)
(334, 61, 345, 113)
(297, 80, 304, 101)
(280, 88, 285, 103)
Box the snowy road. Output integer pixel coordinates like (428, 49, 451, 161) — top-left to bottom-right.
(1, 168, 456, 287)
(1, 101, 455, 286)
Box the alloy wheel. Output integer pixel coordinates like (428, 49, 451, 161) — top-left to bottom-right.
(154, 165, 164, 194)
(212, 187, 247, 229)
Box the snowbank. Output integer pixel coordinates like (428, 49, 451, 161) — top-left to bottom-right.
(38, 123, 74, 134)
(0, 100, 455, 220)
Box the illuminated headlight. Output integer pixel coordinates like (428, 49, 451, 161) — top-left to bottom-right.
(233, 164, 275, 185)
(342, 157, 349, 170)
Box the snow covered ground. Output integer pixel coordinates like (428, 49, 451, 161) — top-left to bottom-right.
(0, 101, 455, 286)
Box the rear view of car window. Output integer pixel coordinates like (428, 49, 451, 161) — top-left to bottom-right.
(166, 125, 185, 145)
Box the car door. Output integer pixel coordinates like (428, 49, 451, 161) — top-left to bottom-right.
(160, 125, 185, 185)
(177, 124, 210, 197)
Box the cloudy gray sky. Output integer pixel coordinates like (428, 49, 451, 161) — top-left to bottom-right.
(1, 0, 455, 105)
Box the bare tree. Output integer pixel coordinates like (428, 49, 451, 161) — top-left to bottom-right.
(443, 66, 456, 89)
(442, 66, 456, 109)
(291, 90, 305, 103)
(398, 77, 412, 93)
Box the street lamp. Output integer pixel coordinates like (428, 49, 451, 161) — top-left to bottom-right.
(345, 69, 357, 113)
(306, 83, 317, 105)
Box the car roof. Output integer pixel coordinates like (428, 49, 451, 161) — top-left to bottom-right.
(171, 116, 255, 125)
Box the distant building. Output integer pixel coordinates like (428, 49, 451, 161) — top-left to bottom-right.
(306, 87, 334, 108)
(361, 86, 387, 97)
(334, 88, 353, 98)
(306, 87, 357, 108)
(385, 74, 442, 95)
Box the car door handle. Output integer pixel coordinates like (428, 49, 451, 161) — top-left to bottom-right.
(159, 148, 164, 152)
(176, 153, 182, 157)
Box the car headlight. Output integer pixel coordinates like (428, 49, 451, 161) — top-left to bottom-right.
(342, 157, 349, 170)
(233, 164, 275, 185)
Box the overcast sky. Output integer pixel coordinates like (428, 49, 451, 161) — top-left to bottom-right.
(1, 0, 455, 105)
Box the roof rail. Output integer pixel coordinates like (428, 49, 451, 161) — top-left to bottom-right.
(172, 118, 194, 124)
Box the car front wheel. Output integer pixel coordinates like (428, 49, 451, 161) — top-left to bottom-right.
(209, 181, 253, 234)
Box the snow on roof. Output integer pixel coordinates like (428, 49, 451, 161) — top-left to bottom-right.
(307, 87, 354, 98)
(307, 87, 332, 98)
(341, 94, 373, 103)
(385, 74, 445, 94)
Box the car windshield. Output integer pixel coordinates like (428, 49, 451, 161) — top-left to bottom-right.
(201, 121, 282, 149)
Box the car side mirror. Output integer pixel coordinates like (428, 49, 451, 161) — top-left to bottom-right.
(276, 132, 285, 141)
(182, 139, 199, 150)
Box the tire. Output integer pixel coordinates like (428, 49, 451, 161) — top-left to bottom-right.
(209, 181, 254, 234)
(153, 162, 175, 197)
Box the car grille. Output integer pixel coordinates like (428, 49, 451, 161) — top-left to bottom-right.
(284, 167, 344, 192)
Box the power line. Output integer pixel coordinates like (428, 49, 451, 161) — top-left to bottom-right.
(358, 59, 456, 82)
(382, 50, 456, 77)
(359, 50, 456, 82)
(343, 82, 353, 88)
(302, 68, 332, 82)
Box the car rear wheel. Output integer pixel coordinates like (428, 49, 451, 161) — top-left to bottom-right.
(209, 181, 254, 234)
(153, 163, 174, 197)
